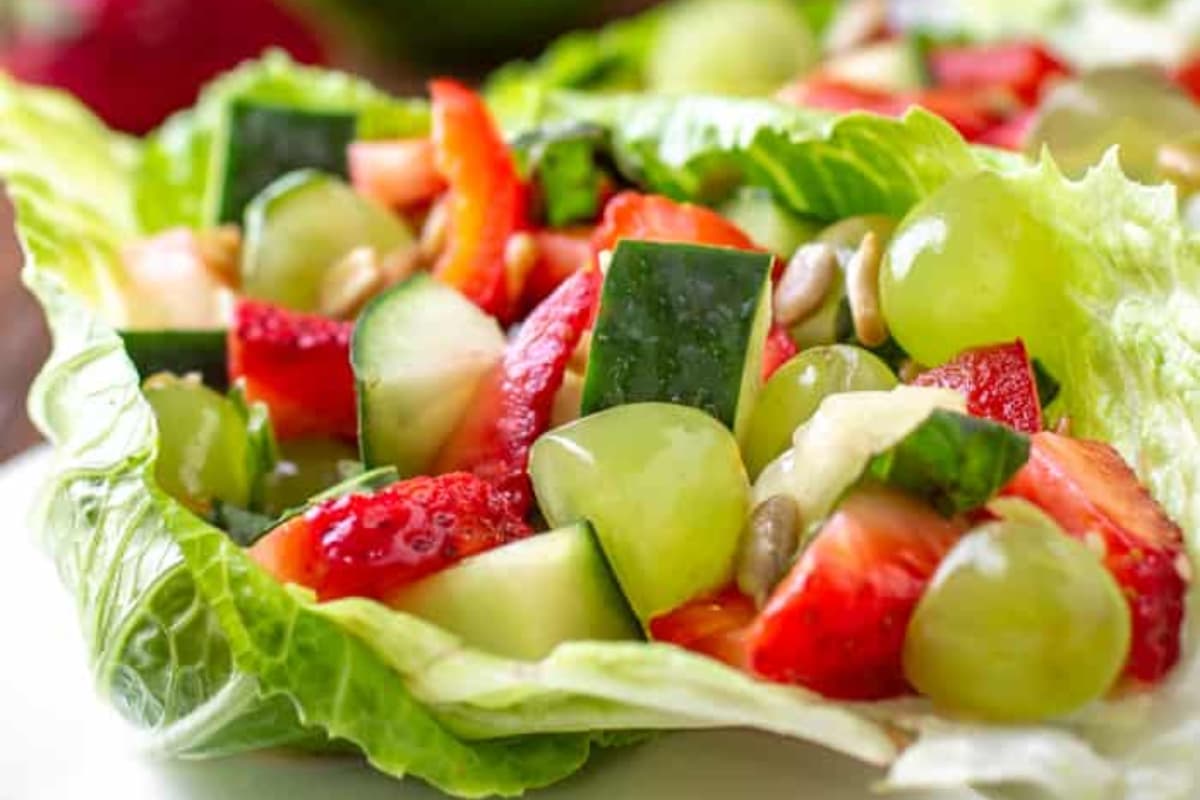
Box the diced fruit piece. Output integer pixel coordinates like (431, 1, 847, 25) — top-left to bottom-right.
(649, 585, 757, 669)
(120, 329, 228, 391)
(646, 0, 818, 97)
(353, 274, 506, 478)
(761, 325, 798, 382)
(747, 486, 969, 699)
(250, 472, 531, 601)
(143, 373, 257, 513)
(582, 241, 774, 441)
(592, 191, 759, 259)
(349, 139, 445, 209)
(776, 75, 907, 116)
(530, 403, 750, 623)
(718, 187, 822, 257)
(209, 102, 356, 225)
(744, 345, 896, 479)
(228, 299, 356, 441)
(913, 340, 1043, 433)
(430, 79, 528, 321)
(976, 109, 1036, 151)
(241, 170, 413, 313)
(436, 268, 601, 516)
(1176, 56, 1200, 103)
(520, 228, 594, 312)
(261, 437, 360, 516)
(928, 42, 1069, 106)
(388, 522, 640, 660)
(121, 229, 235, 329)
(824, 38, 930, 94)
(1003, 432, 1188, 682)
(904, 512, 1129, 721)
(752, 385, 965, 527)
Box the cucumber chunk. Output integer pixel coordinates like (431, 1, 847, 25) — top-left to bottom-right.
(582, 240, 773, 443)
(241, 170, 413, 312)
(209, 101, 356, 225)
(387, 523, 640, 660)
(530, 403, 750, 623)
(352, 274, 506, 476)
(120, 329, 228, 390)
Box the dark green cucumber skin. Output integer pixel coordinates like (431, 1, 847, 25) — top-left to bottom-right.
(119, 329, 228, 390)
(581, 240, 772, 429)
(214, 101, 356, 224)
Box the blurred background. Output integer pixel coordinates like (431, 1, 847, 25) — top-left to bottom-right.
(0, 0, 658, 461)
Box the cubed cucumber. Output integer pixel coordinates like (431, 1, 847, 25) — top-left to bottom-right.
(241, 170, 413, 312)
(387, 522, 641, 660)
(208, 100, 356, 225)
(581, 241, 773, 443)
(352, 274, 506, 476)
(718, 187, 822, 256)
(120, 329, 228, 390)
(530, 403, 750, 624)
(824, 37, 931, 94)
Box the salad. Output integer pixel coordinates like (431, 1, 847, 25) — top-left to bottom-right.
(3, 40, 1200, 800)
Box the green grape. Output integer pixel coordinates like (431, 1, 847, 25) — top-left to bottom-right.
(879, 171, 1074, 370)
(903, 515, 1130, 722)
(742, 345, 897, 479)
(529, 402, 750, 622)
(144, 374, 254, 512)
(1027, 67, 1200, 184)
(647, 0, 819, 97)
(262, 437, 360, 516)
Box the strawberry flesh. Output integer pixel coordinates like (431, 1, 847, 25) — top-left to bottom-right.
(746, 487, 968, 700)
(1003, 432, 1188, 683)
(913, 339, 1043, 433)
(229, 299, 356, 441)
(650, 586, 757, 670)
(250, 472, 532, 602)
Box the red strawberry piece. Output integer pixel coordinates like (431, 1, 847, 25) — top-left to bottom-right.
(348, 138, 446, 211)
(250, 472, 532, 601)
(591, 191, 759, 260)
(746, 487, 968, 700)
(1003, 432, 1189, 683)
(913, 339, 1043, 433)
(434, 267, 602, 516)
(762, 324, 798, 381)
(650, 585, 757, 670)
(228, 299, 356, 441)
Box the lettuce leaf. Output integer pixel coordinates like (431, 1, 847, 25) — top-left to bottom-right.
(9, 52, 1200, 800)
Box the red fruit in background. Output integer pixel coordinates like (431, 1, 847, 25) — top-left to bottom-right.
(913, 340, 1043, 433)
(2, 0, 325, 134)
(519, 227, 594, 313)
(1175, 56, 1200, 103)
(650, 586, 757, 670)
(435, 267, 601, 517)
(1003, 432, 1188, 683)
(746, 487, 968, 700)
(928, 42, 1070, 106)
(976, 109, 1037, 151)
(228, 299, 356, 441)
(250, 472, 532, 601)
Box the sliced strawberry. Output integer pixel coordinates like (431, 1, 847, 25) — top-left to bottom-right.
(976, 108, 1036, 151)
(1003, 432, 1188, 683)
(250, 472, 532, 601)
(928, 42, 1070, 106)
(520, 227, 595, 314)
(1175, 56, 1200, 103)
(913, 340, 1043, 433)
(650, 585, 757, 670)
(434, 267, 602, 516)
(228, 299, 356, 441)
(591, 191, 759, 259)
(747, 487, 968, 700)
(349, 138, 446, 210)
(762, 324, 798, 381)
(776, 76, 909, 116)
(430, 79, 529, 322)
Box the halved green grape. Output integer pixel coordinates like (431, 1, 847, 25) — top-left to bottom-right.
(144, 373, 256, 512)
(742, 345, 897, 479)
(647, 0, 819, 97)
(1027, 66, 1200, 184)
(903, 511, 1130, 722)
(529, 402, 750, 623)
(879, 171, 1074, 370)
(262, 437, 360, 516)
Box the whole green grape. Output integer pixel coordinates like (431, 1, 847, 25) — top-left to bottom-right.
(903, 514, 1130, 722)
(879, 171, 1075, 371)
(742, 345, 897, 478)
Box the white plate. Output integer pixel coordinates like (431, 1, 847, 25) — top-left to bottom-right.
(0, 447, 972, 800)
